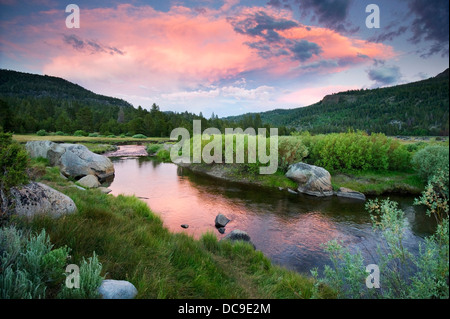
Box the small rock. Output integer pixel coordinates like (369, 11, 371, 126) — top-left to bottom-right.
(181, 224, 189, 229)
(215, 213, 230, 228)
(336, 187, 366, 201)
(98, 187, 112, 194)
(287, 188, 298, 194)
(98, 279, 138, 299)
(217, 227, 225, 234)
(78, 175, 100, 188)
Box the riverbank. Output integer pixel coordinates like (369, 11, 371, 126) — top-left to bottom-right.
(9, 158, 333, 299)
(175, 162, 425, 196)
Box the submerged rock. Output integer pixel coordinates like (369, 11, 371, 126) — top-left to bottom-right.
(10, 182, 77, 218)
(336, 187, 366, 201)
(286, 162, 333, 197)
(222, 229, 255, 249)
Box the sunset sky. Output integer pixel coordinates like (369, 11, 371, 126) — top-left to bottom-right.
(0, 0, 448, 117)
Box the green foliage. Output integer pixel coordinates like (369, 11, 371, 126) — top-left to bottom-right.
(73, 130, 88, 137)
(0, 225, 103, 299)
(146, 144, 162, 155)
(36, 129, 47, 136)
(227, 72, 449, 136)
(132, 134, 147, 139)
(411, 145, 449, 181)
(316, 169, 449, 299)
(306, 131, 395, 172)
(278, 136, 309, 173)
(58, 253, 104, 299)
(0, 133, 29, 221)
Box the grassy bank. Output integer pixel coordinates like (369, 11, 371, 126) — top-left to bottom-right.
(12, 134, 169, 145)
(10, 162, 332, 299)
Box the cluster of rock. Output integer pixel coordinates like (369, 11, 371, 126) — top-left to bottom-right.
(285, 162, 366, 201)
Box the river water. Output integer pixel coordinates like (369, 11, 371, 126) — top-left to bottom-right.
(106, 153, 435, 275)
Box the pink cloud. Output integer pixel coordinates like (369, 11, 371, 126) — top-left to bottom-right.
(279, 85, 360, 106)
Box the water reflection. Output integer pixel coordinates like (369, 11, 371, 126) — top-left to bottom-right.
(107, 157, 434, 274)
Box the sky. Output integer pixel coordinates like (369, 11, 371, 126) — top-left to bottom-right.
(0, 0, 448, 117)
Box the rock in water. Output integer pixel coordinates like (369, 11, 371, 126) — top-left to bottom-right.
(285, 162, 333, 197)
(222, 229, 255, 249)
(78, 175, 100, 188)
(215, 213, 230, 228)
(10, 182, 77, 218)
(25, 141, 115, 181)
(336, 187, 366, 201)
(98, 280, 138, 299)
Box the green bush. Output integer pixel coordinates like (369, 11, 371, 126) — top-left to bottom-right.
(73, 130, 88, 137)
(0, 133, 29, 221)
(411, 145, 449, 181)
(146, 144, 162, 155)
(36, 129, 47, 136)
(387, 142, 411, 171)
(88, 133, 99, 137)
(315, 170, 449, 299)
(54, 131, 66, 136)
(278, 136, 309, 173)
(0, 226, 103, 299)
(132, 134, 147, 139)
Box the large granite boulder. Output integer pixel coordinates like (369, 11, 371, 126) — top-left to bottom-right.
(9, 182, 77, 218)
(286, 163, 333, 197)
(98, 280, 138, 299)
(25, 141, 114, 180)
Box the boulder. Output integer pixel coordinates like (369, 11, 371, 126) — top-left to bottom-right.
(25, 141, 114, 180)
(98, 187, 112, 194)
(215, 213, 230, 228)
(336, 187, 366, 201)
(78, 175, 100, 188)
(98, 280, 138, 299)
(9, 182, 77, 218)
(222, 229, 255, 249)
(286, 163, 333, 197)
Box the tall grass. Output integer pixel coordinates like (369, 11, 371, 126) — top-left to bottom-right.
(13, 165, 332, 299)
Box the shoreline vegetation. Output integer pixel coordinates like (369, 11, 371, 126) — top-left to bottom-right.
(3, 131, 448, 299)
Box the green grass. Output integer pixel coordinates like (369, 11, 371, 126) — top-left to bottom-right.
(12, 134, 169, 144)
(11, 163, 332, 299)
(331, 170, 425, 195)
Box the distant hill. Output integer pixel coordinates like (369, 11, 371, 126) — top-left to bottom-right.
(225, 69, 449, 136)
(0, 69, 133, 108)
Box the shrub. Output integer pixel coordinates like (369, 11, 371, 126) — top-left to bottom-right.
(132, 134, 147, 139)
(278, 136, 309, 173)
(0, 133, 29, 221)
(315, 170, 449, 299)
(387, 142, 411, 171)
(411, 145, 449, 181)
(147, 144, 162, 155)
(0, 226, 104, 299)
(88, 133, 99, 137)
(54, 131, 66, 136)
(36, 129, 47, 136)
(73, 130, 88, 137)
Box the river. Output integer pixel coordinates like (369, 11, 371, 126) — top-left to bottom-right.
(105, 152, 435, 275)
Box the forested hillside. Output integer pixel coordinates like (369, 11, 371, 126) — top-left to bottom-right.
(1, 69, 286, 137)
(227, 69, 449, 136)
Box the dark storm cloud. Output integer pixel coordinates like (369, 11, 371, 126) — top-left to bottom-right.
(268, 0, 357, 34)
(367, 0, 448, 58)
(229, 11, 322, 61)
(409, 0, 449, 57)
(230, 10, 298, 42)
(290, 40, 322, 61)
(367, 65, 402, 86)
(63, 34, 125, 55)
